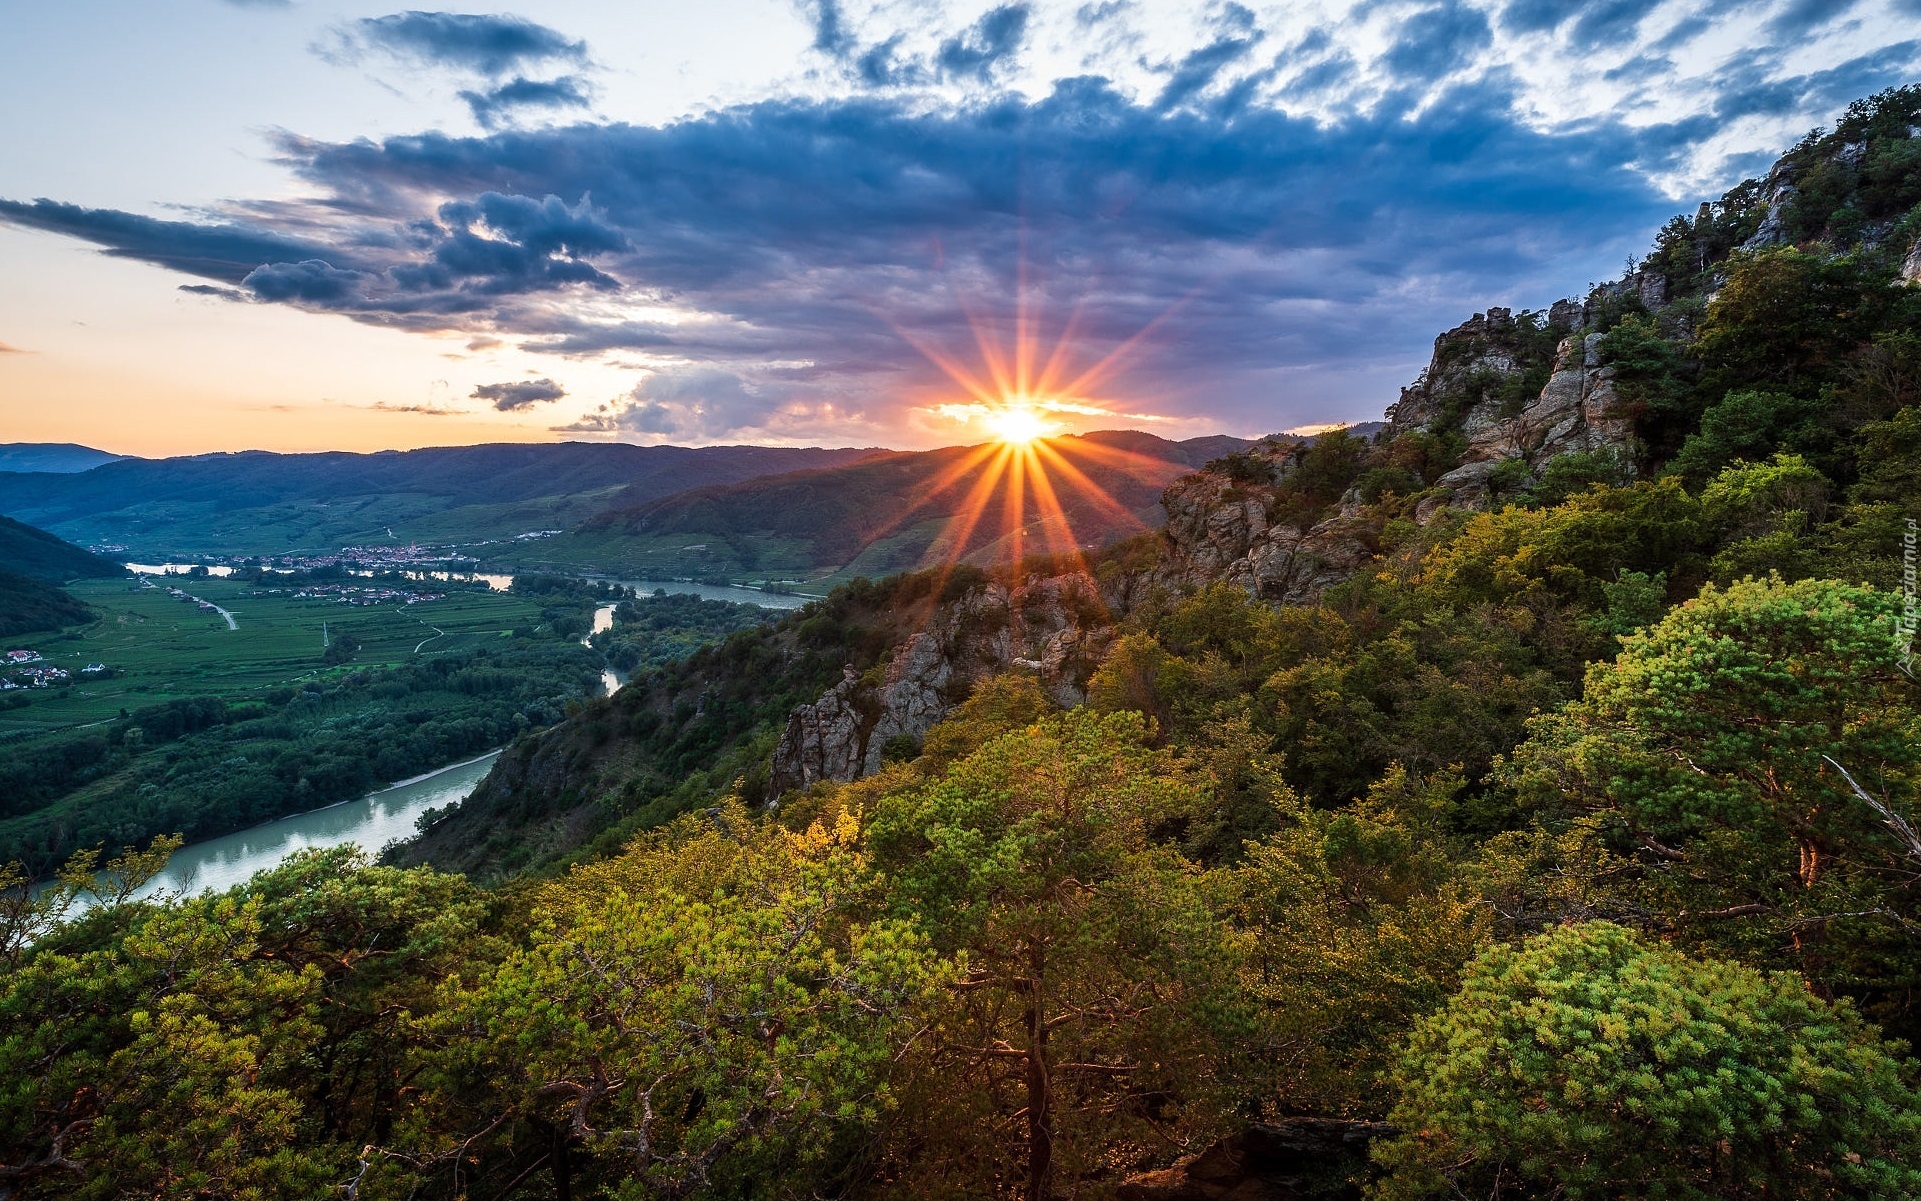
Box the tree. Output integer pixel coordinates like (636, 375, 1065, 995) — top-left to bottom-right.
(1374, 922, 1921, 1199)
(1233, 766, 1491, 1114)
(0, 845, 491, 1201)
(867, 710, 1245, 1200)
(1505, 576, 1921, 1025)
(424, 803, 943, 1200)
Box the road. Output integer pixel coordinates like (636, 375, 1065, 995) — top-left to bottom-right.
(188, 595, 238, 630)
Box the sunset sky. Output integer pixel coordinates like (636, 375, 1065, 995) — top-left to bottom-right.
(2, 0, 1917, 456)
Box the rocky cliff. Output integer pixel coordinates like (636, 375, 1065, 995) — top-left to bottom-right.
(769, 570, 1112, 792)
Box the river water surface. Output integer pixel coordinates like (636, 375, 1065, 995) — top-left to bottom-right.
(130, 751, 501, 901)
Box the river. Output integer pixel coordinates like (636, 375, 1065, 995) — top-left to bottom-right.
(95, 573, 807, 894)
(126, 751, 501, 902)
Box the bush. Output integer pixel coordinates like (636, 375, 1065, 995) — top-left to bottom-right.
(1375, 922, 1921, 1200)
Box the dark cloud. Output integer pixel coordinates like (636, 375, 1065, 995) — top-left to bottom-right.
(1498, 0, 1661, 39)
(13, 33, 1917, 435)
(329, 11, 587, 76)
(1155, 6, 1265, 111)
(472, 378, 566, 410)
(1767, 0, 1864, 37)
(460, 74, 593, 128)
(801, 0, 857, 57)
(1498, 0, 1570, 33)
(1384, 3, 1493, 81)
(1568, 0, 1664, 43)
(937, 4, 1030, 81)
(244, 259, 376, 304)
(0, 199, 339, 282)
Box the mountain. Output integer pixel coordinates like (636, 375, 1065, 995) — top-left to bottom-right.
(0, 442, 883, 559)
(0, 443, 127, 474)
(559, 430, 1262, 582)
(408, 87, 1921, 884)
(0, 514, 126, 583)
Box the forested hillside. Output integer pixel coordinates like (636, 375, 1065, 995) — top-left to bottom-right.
(0, 442, 882, 558)
(5, 87, 1921, 1201)
(571, 429, 1263, 580)
(0, 514, 126, 583)
(0, 516, 124, 637)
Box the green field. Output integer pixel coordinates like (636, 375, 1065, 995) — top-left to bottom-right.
(0, 577, 548, 738)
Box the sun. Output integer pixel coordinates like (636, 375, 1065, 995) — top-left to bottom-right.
(982, 403, 1057, 445)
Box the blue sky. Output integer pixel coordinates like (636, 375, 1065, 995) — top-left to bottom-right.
(0, 0, 1916, 453)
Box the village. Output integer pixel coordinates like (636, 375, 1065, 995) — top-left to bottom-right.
(2, 648, 107, 689)
(264, 583, 448, 606)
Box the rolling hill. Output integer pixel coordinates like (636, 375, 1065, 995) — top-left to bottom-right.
(549, 429, 1268, 581)
(0, 515, 125, 638)
(0, 442, 884, 559)
(0, 443, 127, 473)
(0, 514, 127, 583)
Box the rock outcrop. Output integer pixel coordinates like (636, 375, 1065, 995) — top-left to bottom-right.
(1420, 330, 1639, 516)
(1155, 450, 1376, 605)
(1381, 307, 1533, 433)
(1115, 1119, 1395, 1201)
(769, 571, 1111, 792)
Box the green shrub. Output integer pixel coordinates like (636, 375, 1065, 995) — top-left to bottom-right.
(1375, 922, 1921, 1199)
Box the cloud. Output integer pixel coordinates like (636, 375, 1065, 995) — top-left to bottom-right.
(325, 11, 587, 76)
(244, 259, 376, 304)
(1155, 6, 1265, 111)
(596, 369, 779, 437)
(9, 2, 1920, 441)
(1766, 0, 1864, 38)
(1383, 2, 1493, 82)
(0, 340, 26, 353)
(460, 74, 592, 127)
(472, 378, 566, 410)
(0, 199, 338, 282)
(936, 4, 1030, 81)
(801, 0, 857, 57)
(369, 401, 463, 415)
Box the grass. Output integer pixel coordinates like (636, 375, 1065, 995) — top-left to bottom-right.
(0, 577, 548, 738)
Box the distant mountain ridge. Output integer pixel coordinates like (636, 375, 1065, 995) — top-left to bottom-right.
(576, 430, 1263, 578)
(0, 442, 885, 558)
(0, 443, 127, 474)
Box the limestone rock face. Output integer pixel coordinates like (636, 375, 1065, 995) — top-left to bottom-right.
(1382, 307, 1526, 434)
(1742, 162, 1800, 252)
(769, 571, 1110, 792)
(1422, 332, 1639, 513)
(1156, 458, 1375, 605)
(1904, 237, 1921, 285)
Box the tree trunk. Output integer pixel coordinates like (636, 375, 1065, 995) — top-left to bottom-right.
(550, 1123, 573, 1201)
(1024, 946, 1053, 1201)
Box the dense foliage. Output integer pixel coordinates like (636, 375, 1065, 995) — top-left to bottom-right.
(0, 568, 94, 638)
(1377, 923, 1921, 1199)
(594, 590, 779, 673)
(6, 89, 1921, 1199)
(0, 640, 601, 870)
